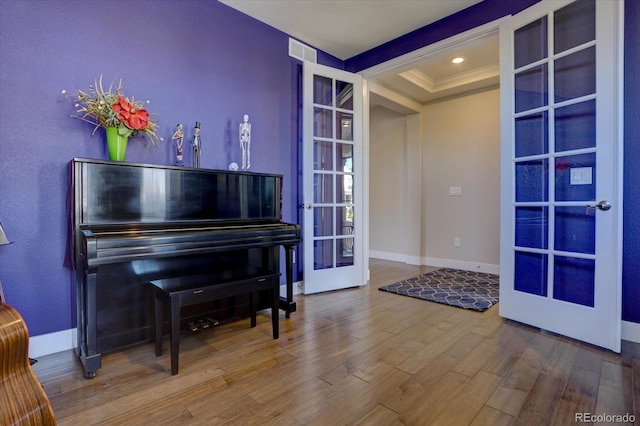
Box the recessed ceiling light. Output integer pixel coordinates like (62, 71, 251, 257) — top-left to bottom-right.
(452, 57, 464, 64)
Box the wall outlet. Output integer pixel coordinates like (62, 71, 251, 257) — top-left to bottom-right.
(454, 237, 461, 247)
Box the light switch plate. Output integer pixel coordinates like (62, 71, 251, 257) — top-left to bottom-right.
(570, 167, 592, 185)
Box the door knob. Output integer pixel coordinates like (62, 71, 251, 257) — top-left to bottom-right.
(585, 200, 611, 211)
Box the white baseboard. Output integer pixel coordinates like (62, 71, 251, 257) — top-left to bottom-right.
(280, 281, 302, 296)
(369, 251, 499, 274)
(370, 250, 410, 263)
(369, 250, 422, 265)
(30, 328, 76, 358)
(622, 320, 640, 343)
(420, 257, 500, 275)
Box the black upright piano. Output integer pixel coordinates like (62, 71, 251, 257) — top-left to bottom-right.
(67, 158, 300, 378)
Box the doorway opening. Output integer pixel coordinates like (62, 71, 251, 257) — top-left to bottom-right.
(363, 20, 503, 275)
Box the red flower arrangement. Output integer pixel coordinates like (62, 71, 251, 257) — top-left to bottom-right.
(71, 76, 160, 145)
(113, 95, 150, 131)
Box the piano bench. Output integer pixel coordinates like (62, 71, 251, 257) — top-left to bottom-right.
(149, 273, 281, 375)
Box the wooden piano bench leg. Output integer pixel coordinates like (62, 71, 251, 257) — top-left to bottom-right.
(154, 291, 163, 357)
(249, 292, 257, 328)
(169, 294, 181, 375)
(272, 286, 279, 339)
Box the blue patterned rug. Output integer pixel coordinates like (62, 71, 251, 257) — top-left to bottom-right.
(378, 268, 499, 312)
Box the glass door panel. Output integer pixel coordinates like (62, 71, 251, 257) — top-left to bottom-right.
(514, 17, 547, 68)
(314, 75, 332, 105)
(336, 143, 353, 172)
(515, 159, 548, 202)
(554, 100, 596, 152)
(554, 0, 595, 53)
(313, 207, 333, 237)
(554, 47, 595, 103)
(553, 256, 595, 306)
(554, 153, 595, 202)
(515, 64, 548, 112)
(313, 140, 333, 170)
(514, 252, 548, 297)
(336, 80, 353, 109)
(336, 112, 353, 141)
(554, 207, 595, 254)
(314, 240, 333, 270)
(313, 174, 333, 204)
(313, 107, 332, 138)
(515, 112, 548, 157)
(515, 206, 548, 249)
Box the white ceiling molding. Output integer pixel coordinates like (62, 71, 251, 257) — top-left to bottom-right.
(434, 63, 500, 92)
(368, 81, 422, 115)
(398, 70, 436, 92)
(400, 63, 500, 94)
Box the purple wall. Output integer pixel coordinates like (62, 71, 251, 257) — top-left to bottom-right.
(0, 0, 638, 340)
(622, 0, 640, 324)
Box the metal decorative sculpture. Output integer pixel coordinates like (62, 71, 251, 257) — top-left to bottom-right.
(239, 114, 251, 170)
(172, 123, 184, 166)
(191, 122, 201, 168)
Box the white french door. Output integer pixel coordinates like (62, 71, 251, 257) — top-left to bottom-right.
(302, 61, 365, 294)
(499, 0, 623, 351)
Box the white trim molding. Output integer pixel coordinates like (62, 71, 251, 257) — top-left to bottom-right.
(622, 321, 640, 344)
(30, 328, 76, 358)
(369, 250, 499, 275)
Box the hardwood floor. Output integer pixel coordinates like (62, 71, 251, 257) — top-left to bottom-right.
(33, 259, 639, 425)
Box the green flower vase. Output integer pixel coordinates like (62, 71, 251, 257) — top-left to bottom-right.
(105, 127, 129, 161)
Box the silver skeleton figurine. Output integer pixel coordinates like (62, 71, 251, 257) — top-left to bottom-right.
(240, 114, 251, 170)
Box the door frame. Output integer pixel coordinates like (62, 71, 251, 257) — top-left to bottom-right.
(360, 18, 507, 270)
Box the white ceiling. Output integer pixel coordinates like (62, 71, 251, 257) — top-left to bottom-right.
(219, 0, 498, 107)
(219, 0, 483, 60)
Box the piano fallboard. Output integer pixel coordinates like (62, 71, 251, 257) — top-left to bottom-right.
(81, 222, 300, 268)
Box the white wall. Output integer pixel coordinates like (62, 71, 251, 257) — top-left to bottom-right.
(422, 88, 500, 268)
(369, 88, 500, 272)
(369, 106, 408, 256)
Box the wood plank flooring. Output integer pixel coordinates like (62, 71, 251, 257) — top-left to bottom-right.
(33, 259, 639, 425)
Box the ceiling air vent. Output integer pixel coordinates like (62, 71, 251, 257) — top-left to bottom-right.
(289, 38, 317, 63)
